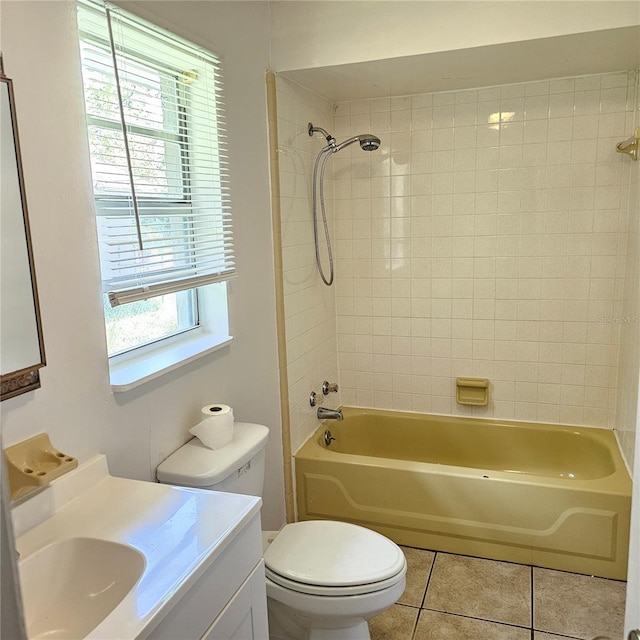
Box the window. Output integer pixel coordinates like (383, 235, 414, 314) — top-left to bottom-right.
(77, 1, 234, 368)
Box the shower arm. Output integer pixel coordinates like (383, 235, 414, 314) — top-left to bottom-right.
(616, 127, 640, 161)
(308, 122, 336, 147)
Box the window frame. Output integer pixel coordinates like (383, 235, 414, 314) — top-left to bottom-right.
(85, 30, 203, 357)
(77, 0, 234, 389)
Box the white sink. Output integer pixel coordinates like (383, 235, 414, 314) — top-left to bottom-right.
(12, 455, 262, 639)
(19, 537, 145, 640)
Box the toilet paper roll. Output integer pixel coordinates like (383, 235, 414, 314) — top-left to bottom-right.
(200, 404, 233, 420)
(190, 404, 234, 450)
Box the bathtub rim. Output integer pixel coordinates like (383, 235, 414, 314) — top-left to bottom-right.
(299, 406, 631, 497)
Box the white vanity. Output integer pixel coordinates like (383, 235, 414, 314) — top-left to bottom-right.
(12, 455, 269, 639)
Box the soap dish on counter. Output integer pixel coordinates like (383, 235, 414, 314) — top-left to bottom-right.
(4, 433, 77, 501)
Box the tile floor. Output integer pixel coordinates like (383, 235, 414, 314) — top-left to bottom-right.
(369, 547, 626, 640)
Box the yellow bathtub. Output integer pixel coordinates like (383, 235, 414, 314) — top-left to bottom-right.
(295, 407, 632, 580)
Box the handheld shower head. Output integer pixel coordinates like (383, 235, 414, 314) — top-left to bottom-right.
(359, 135, 381, 151)
(308, 123, 381, 153)
(334, 133, 381, 152)
(308, 123, 382, 287)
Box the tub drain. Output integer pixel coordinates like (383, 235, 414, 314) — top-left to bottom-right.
(323, 430, 336, 446)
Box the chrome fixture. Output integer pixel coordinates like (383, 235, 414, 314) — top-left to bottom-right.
(307, 123, 334, 145)
(323, 430, 336, 446)
(308, 123, 381, 153)
(322, 380, 339, 395)
(309, 391, 318, 407)
(317, 407, 343, 421)
(334, 133, 381, 152)
(308, 122, 381, 286)
(616, 127, 639, 161)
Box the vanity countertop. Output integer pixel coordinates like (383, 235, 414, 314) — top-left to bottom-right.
(12, 454, 261, 639)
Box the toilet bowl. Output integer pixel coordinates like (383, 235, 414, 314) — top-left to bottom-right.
(156, 422, 406, 640)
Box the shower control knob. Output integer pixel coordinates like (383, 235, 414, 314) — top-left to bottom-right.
(322, 381, 339, 395)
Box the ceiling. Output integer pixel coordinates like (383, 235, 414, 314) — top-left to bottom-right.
(280, 26, 640, 103)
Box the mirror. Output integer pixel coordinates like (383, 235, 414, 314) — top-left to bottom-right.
(0, 58, 45, 400)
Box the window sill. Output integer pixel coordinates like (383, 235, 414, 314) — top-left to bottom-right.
(109, 331, 232, 392)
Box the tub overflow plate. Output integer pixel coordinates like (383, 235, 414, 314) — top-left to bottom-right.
(323, 430, 336, 446)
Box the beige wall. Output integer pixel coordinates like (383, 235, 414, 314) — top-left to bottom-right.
(270, 1, 640, 71)
(0, 0, 285, 530)
(333, 72, 635, 428)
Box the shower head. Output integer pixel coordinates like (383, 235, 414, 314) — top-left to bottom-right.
(308, 122, 381, 153)
(334, 133, 381, 152)
(359, 135, 381, 151)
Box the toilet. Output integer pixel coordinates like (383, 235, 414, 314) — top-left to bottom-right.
(156, 422, 406, 640)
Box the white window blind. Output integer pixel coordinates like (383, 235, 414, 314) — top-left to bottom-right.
(77, 0, 235, 307)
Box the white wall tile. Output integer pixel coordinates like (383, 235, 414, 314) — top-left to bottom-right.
(329, 72, 634, 429)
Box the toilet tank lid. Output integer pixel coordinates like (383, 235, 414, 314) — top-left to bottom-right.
(156, 422, 269, 487)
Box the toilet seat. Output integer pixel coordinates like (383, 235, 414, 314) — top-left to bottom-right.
(263, 520, 406, 596)
(265, 565, 405, 597)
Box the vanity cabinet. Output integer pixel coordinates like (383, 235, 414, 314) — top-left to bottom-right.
(202, 561, 268, 639)
(148, 511, 269, 640)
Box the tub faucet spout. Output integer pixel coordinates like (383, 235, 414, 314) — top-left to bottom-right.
(317, 407, 343, 421)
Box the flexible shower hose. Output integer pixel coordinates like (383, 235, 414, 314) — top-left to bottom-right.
(312, 146, 335, 286)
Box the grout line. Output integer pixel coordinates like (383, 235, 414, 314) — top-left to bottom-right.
(416, 608, 533, 633)
(409, 606, 421, 640)
(531, 564, 535, 639)
(419, 550, 437, 609)
(420, 604, 532, 630)
(409, 549, 437, 640)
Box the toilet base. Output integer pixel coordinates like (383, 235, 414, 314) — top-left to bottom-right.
(308, 621, 370, 640)
(267, 603, 370, 640)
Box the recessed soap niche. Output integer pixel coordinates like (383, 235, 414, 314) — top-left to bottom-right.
(456, 377, 490, 406)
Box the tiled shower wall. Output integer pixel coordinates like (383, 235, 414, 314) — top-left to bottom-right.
(275, 77, 341, 453)
(332, 72, 637, 428)
(615, 75, 640, 465)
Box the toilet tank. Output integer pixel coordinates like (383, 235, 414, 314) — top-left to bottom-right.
(156, 422, 269, 497)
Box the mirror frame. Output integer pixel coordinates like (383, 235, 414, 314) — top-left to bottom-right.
(1, 58, 46, 401)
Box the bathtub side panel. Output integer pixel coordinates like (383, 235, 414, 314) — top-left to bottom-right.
(294, 454, 631, 580)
